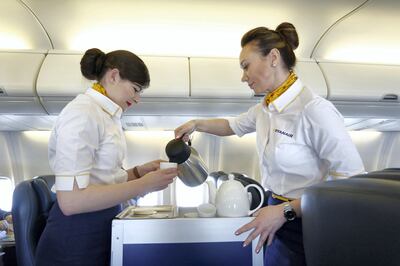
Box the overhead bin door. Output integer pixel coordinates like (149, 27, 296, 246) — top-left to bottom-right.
(140, 56, 189, 97)
(320, 62, 400, 101)
(0, 52, 47, 114)
(36, 53, 91, 114)
(294, 60, 327, 98)
(37, 54, 189, 115)
(190, 58, 327, 98)
(190, 58, 251, 98)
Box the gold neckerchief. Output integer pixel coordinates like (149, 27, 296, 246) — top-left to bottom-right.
(264, 72, 297, 106)
(92, 82, 107, 96)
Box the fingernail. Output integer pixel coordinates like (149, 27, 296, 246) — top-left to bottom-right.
(243, 242, 247, 247)
(235, 231, 239, 235)
(256, 249, 260, 253)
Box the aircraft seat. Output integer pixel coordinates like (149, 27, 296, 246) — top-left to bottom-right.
(34, 175, 56, 201)
(11, 178, 55, 266)
(301, 177, 400, 266)
(351, 168, 400, 181)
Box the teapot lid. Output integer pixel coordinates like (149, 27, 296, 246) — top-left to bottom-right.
(165, 138, 191, 164)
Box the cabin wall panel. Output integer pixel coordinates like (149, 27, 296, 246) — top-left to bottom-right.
(17, 131, 52, 180)
(349, 131, 385, 172)
(0, 132, 12, 178)
(217, 134, 260, 182)
(383, 134, 400, 169)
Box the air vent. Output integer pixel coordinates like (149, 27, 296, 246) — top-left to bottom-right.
(0, 87, 7, 96)
(125, 122, 144, 127)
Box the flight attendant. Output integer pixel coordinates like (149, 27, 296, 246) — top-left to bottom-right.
(174, 22, 365, 266)
(35, 48, 177, 266)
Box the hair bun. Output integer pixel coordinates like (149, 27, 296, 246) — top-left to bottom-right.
(276, 22, 299, 50)
(80, 48, 106, 80)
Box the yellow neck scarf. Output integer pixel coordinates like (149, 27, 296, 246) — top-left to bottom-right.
(92, 82, 107, 96)
(264, 72, 297, 106)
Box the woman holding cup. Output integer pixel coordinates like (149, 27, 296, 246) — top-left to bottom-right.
(35, 48, 178, 266)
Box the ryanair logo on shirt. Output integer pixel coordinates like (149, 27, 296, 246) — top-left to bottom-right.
(274, 129, 294, 138)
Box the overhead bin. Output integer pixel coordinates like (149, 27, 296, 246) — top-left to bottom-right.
(319, 62, 400, 101)
(140, 56, 189, 97)
(37, 53, 189, 114)
(0, 52, 47, 114)
(190, 58, 327, 99)
(294, 60, 327, 98)
(36, 53, 91, 114)
(190, 58, 251, 98)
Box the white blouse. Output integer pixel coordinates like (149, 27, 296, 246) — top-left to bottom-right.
(228, 79, 365, 198)
(49, 88, 128, 191)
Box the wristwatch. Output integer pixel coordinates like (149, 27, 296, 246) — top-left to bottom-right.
(283, 203, 296, 221)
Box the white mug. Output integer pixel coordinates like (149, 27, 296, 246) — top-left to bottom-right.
(160, 162, 178, 206)
(160, 162, 178, 170)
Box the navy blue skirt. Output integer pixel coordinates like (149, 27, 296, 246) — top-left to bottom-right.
(35, 201, 121, 266)
(264, 195, 306, 266)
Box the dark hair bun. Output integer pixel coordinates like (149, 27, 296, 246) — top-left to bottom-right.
(276, 22, 299, 50)
(80, 48, 106, 80)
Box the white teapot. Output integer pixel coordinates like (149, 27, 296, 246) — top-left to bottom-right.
(207, 174, 264, 217)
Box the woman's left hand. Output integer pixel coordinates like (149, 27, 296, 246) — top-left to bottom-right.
(235, 204, 286, 253)
(137, 159, 165, 176)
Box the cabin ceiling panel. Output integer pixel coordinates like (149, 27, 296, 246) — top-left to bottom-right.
(23, 0, 364, 58)
(0, 0, 51, 50)
(314, 0, 400, 65)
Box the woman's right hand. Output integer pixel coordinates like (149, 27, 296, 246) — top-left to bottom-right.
(174, 120, 197, 141)
(139, 167, 178, 194)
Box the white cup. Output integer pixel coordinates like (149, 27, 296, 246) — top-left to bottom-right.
(197, 203, 217, 218)
(160, 162, 178, 206)
(160, 162, 178, 170)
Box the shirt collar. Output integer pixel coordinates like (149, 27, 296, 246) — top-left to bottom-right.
(267, 79, 304, 113)
(86, 88, 123, 118)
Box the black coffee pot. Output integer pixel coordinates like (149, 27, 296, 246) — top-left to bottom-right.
(165, 138, 208, 187)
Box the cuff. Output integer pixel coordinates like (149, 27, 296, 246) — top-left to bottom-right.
(55, 174, 90, 191)
(227, 118, 243, 137)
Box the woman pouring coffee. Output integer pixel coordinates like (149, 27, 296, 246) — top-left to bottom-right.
(175, 22, 365, 266)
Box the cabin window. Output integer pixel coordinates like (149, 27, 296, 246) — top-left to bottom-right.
(137, 179, 207, 207)
(137, 191, 163, 206)
(0, 177, 14, 211)
(175, 178, 206, 207)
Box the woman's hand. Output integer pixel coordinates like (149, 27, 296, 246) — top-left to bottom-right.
(139, 168, 178, 195)
(174, 120, 197, 142)
(137, 159, 165, 177)
(235, 204, 286, 253)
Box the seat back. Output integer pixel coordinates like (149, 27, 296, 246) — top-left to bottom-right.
(11, 178, 55, 266)
(302, 178, 400, 266)
(34, 175, 56, 201)
(352, 168, 400, 181)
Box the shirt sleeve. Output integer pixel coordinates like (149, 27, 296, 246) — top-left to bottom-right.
(304, 99, 365, 179)
(228, 104, 259, 137)
(51, 106, 101, 191)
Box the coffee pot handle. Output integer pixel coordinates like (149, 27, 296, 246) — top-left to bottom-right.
(245, 184, 265, 216)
